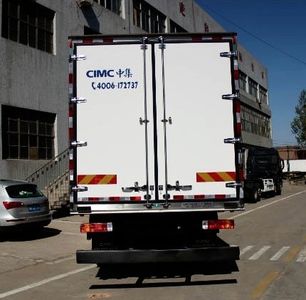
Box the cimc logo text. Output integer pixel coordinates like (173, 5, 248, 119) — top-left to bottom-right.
(86, 70, 114, 78)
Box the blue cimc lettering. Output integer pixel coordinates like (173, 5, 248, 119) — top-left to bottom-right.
(86, 70, 114, 78)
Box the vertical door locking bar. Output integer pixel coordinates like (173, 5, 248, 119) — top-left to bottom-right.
(159, 36, 170, 207)
(140, 37, 151, 206)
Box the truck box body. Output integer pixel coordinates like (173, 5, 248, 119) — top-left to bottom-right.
(68, 33, 243, 266)
(284, 159, 306, 173)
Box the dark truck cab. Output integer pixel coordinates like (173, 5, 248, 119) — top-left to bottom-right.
(244, 147, 284, 202)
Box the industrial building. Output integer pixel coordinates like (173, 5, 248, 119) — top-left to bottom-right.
(0, 0, 272, 204)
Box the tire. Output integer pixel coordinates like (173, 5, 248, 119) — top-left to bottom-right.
(275, 183, 282, 195)
(246, 187, 261, 203)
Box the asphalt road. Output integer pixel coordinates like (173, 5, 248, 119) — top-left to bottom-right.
(0, 181, 306, 300)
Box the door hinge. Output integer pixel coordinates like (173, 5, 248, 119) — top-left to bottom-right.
(122, 182, 149, 193)
(69, 54, 86, 61)
(139, 117, 149, 125)
(167, 181, 192, 191)
(220, 51, 238, 58)
(70, 97, 87, 104)
(222, 93, 239, 100)
(226, 182, 242, 188)
(224, 137, 241, 144)
(72, 185, 88, 192)
(71, 140, 88, 147)
(161, 117, 172, 124)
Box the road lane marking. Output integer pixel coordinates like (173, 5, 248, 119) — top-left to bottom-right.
(61, 231, 82, 236)
(283, 245, 302, 263)
(239, 245, 306, 263)
(240, 245, 254, 256)
(46, 255, 75, 265)
(296, 246, 306, 262)
(52, 220, 83, 224)
(230, 191, 306, 220)
(270, 246, 290, 261)
(251, 271, 279, 299)
(0, 265, 96, 299)
(249, 246, 271, 260)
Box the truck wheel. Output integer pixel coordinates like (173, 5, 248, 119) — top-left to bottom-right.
(275, 184, 282, 195)
(250, 187, 261, 203)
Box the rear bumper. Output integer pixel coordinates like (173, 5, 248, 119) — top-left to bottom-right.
(0, 213, 52, 228)
(77, 245, 240, 264)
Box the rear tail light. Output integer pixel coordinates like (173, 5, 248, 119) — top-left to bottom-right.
(3, 201, 24, 210)
(80, 222, 113, 233)
(202, 219, 234, 230)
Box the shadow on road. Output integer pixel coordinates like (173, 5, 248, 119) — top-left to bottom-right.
(0, 227, 61, 242)
(90, 261, 238, 288)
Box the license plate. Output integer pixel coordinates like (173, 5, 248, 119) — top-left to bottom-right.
(28, 205, 41, 212)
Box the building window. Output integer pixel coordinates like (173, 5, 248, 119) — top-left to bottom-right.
(259, 86, 268, 105)
(239, 71, 247, 92)
(1, 0, 55, 53)
(2, 106, 55, 160)
(93, 0, 121, 15)
(241, 106, 271, 138)
(133, 0, 166, 33)
(248, 77, 258, 99)
(261, 71, 265, 79)
(179, 2, 186, 16)
(133, 0, 141, 27)
(150, 5, 166, 33)
(169, 20, 187, 33)
(84, 26, 100, 35)
(238, 51, 243, 62)
(204, 22, 209, 33)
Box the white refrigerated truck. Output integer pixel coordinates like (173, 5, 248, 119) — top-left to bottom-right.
(68, 33, 244, 269)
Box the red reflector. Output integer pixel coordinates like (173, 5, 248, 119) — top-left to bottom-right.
(194, 195, 205, 200)
(173, 195, 184, 200)
(215, 194, 226, 200)
(130, 196, 141, 201)
(69, 158, 75, 171)
(235, 123, 242, 136)
(87, 197, 100, 202)
(80, 222, 113, 233)
(202, 220, 234, 230)
(234, 69, 239, 81)
(69, 104, 75, 117)
(3, 201, 24, 209)
(192, 35, 203, 42)
(109, 196, 120, 202)
(68, 73, 74, 84)
(83, 38, 93, 44)
(103, 37, 114, 44)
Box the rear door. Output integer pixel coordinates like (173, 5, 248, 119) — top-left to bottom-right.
(75, 42, 154, 201)
(155, 39, 237, 200)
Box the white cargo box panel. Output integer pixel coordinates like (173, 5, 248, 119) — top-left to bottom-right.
(75, 43, 154, 199)
(155, 42, 235, 198)
(284, 159, 306, 172)
(72, 35, 240, 206)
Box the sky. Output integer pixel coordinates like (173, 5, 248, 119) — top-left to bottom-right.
(196, 0, 306, 147)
